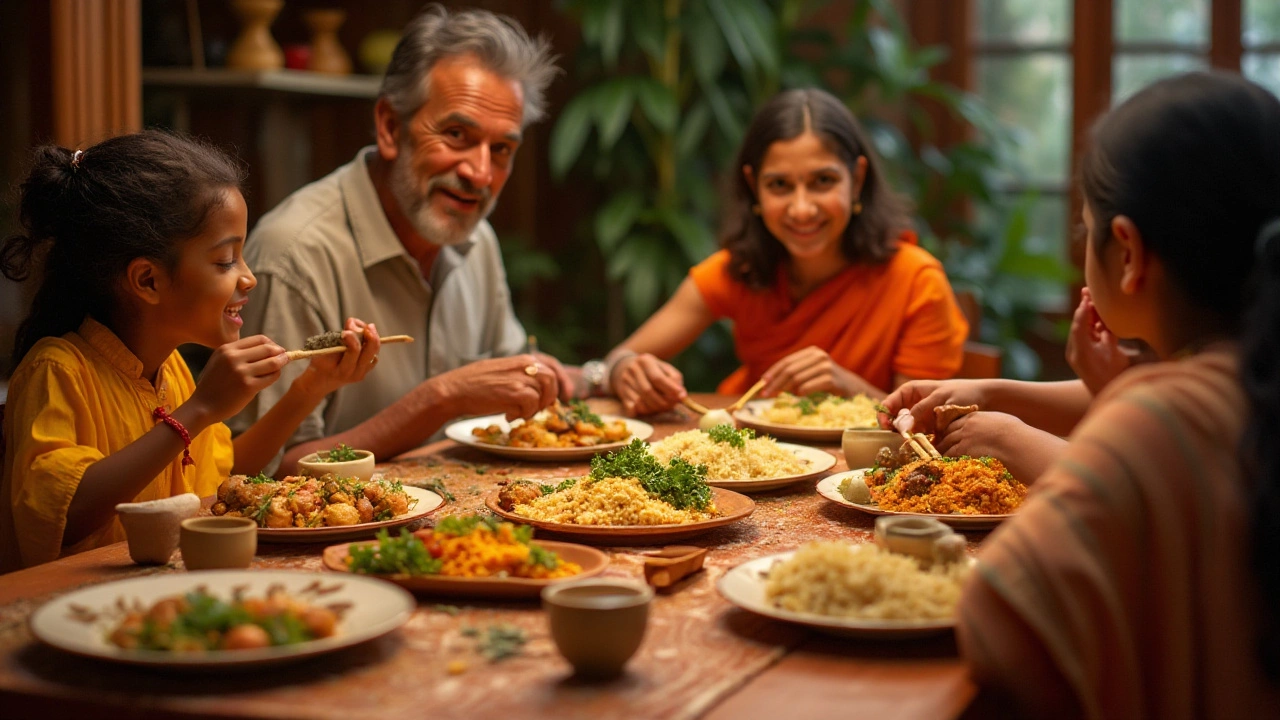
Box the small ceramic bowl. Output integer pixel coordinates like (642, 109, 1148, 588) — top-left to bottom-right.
(542, 580, 653, 679)
(179, 517, 257, 570)
(296, 448, 375, 482)
(841, 429, 901, 469)
(116, 493, 202, 565)
(873, 516, 955, 564)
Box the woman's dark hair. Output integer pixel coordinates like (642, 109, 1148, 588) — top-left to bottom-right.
(1081, 71, 1280, 678)
(0, 130, 244, 362)
(720, 88, 910, 290)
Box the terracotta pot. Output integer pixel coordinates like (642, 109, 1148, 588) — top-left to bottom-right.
(305, 9, 352, 75)
(543, 581, 652, 679)
(180, 517, 258, 570)
(226, 0, 284, 71)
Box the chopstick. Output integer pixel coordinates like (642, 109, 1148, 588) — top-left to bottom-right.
(286, 335, 414, 360)
(914, 433, 943, 459)
(681, 397, 711, 415)
(727, 379, 767, 412)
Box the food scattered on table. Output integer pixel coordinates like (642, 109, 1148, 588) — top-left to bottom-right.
(759, 392, 879, 428)
(211, 474, 417, 528)
(462, 624, 528, 662)
(471, 400, 631, 448)
(649, 425, 808, 479)
(765, 541, 970, 620)
(106, 588, 340, 651)
(345, 516, 581, 579)
(865, 456, 1026, 515)
(504, 439, 717, 525)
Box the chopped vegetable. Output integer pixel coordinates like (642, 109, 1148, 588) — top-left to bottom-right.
(706, 423, 755, 448)
(589, 439, 712, 511)
(320, 443, 362, 462)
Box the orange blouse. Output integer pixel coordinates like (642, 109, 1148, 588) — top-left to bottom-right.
(689, 233, 969, 394)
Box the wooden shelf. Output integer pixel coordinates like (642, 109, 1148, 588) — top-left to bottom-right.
(142, 68, 381, 99)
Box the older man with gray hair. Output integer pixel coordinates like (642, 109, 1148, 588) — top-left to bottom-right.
(232, 5, 576, 474)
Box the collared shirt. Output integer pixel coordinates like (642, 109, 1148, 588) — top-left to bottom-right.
(0, 318, 233, 571)
(230, 147, 526, 471)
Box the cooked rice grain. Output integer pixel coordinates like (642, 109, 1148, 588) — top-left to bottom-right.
(761, 393, 879, 428)
(649, 430, 808, 479)
(513, 476, 716, 525)
(765, 541, 970, 620)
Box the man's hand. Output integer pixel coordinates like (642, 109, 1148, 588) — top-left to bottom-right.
(437, 354, 560, 421)
(879, 379, 989, 434)
(611, 353, 686, 416)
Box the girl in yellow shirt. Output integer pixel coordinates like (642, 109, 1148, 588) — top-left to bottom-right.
(0, 131, 383, 571)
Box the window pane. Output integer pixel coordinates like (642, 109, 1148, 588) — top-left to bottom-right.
(974, 54, 1072, 184)
(1113, 53, 1208, 102)
(1245, 0, 1280, 45)
(1244, 54, 1280, 98)
(1114, 0, 1208, 45)
(975, 0, 1072, 44)
(975, 193, 1072, 308)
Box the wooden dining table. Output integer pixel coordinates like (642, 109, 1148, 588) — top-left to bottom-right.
(0, 395, 986, 720)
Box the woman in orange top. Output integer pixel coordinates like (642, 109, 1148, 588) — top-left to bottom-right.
(605, 88, 968, 414)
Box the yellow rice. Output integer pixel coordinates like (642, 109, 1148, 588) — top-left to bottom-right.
(512, 476, 716, 525)
(424, 524, 581, 579)
(649, 429, 808, 479)
(765, 541, 970, 620)
(760, 393, 879, 428)
(868, 456, 1026, 515)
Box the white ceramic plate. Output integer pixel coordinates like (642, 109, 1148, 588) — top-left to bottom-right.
(29, 570, 415, 669)
(716, 551, 957, 638)
(732, 399, 876, 443)
(444, 415, 654, 462)
(816, 470, 1012, 530)
(649, 441, 837, 493)
(256, 486, 445, 543)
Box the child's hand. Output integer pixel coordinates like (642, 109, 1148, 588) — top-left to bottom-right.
(294, 318, 382, 399)
(190, 335, 289, 423)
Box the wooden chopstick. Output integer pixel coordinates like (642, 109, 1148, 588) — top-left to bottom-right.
(914, 432, 943, 459)
(727, 379, 767, 412)
(286, 335, 413, 360)
(681, 396, 710, 415)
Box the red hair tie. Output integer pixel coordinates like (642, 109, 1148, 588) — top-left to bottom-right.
(153, 406, 195, 467)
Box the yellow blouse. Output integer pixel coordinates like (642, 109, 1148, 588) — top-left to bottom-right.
(1, 318, 232, 571)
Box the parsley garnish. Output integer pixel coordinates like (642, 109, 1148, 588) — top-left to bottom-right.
(347, 528, 442, 576)
(706, 423, 755, 448)
(245, 472, 275, 484)
(566, 400, 603, 426)
(321, 443, 361, 462)
(538, 478, 578, 495)
(462, 624, 527, 662)
(589, 439, 711, 511)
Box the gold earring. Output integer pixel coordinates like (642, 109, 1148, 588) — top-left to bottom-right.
(852, 200, 863, 216)
(752, 204, 762, 215)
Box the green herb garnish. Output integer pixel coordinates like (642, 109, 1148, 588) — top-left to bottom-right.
(566, 399, 603, 426)
(589, 439, 711, 511)
(347, 528, 442, 576)
(463, 624, 527, 662)
(245, 472, 275, 484)
(538, 478, 578, 495)
(873, 402, 891, 415)
(424, 478, 456, 502)
(706, 423, 755, 448)
(321, 443, 361, 462)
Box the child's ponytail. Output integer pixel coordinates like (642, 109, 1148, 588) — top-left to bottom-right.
(1, 131, 244, 362)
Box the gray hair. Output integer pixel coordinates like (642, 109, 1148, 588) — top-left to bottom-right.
(379, 4, 559, 128)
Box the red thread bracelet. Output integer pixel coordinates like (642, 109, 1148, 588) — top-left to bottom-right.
(153, 406, 195, 467)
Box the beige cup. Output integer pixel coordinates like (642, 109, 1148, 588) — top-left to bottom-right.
(295, 449, 376, 482)
(873, 516, 954, 563)
(542, 581, 653, 679)
(179, 517, 257, 570)
(116, 493, 202, 564)
(841, 429, 901, 469)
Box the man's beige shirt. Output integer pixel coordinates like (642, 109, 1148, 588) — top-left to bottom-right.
(230, 147, 526, 472)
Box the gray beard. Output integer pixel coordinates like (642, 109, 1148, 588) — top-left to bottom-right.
(387, 154, 497, 246)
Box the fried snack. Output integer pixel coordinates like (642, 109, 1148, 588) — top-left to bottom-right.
(473, 400, 630, 448)
(934, 404, 979, 432)
(211, 474, 416, 528)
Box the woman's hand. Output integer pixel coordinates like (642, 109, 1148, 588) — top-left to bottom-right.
(293, 318, 382, 399)
(1065, 288, 1132, 396)
(189, 335, 289, 423)
(760, 346, 870, 398)
(611, 353, 686, 416)
(935, 411, 1066, 484)
(879, 379, 990, 434)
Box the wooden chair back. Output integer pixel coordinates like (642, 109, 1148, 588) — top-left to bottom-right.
(958, 341, 1002, 379)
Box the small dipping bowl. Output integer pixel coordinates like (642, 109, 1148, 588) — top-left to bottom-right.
(296, 449, 375, 482)
(116, 493, 202, 565)
(179, 517, 257, 570)
(841, 429, 902, 469)
(542, 580, 653, 679)
(874, 516, 954, 564)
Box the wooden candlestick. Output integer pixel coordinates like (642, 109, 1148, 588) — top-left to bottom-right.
(305, 9, 352, 75)
(226, 0, 284, 71)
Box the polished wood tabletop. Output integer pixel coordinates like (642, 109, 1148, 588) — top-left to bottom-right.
(0, 395, 981, 720)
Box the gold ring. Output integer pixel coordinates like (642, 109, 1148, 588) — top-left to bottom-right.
(371, 355, 379, 365)
(524, 364, 539, 377)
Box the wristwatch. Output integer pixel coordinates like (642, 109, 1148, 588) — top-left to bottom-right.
(582, 359, 608, 396)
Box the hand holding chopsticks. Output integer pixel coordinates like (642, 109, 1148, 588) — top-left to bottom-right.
(893, 409, 942, 460)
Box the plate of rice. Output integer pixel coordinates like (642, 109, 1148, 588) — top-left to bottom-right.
(649, 426, 836, 492)
(484, 440, 755, 544)
(733, 393, 880, 442)
(717, 542, 973, 638)
(816, 459, 1027, 529)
